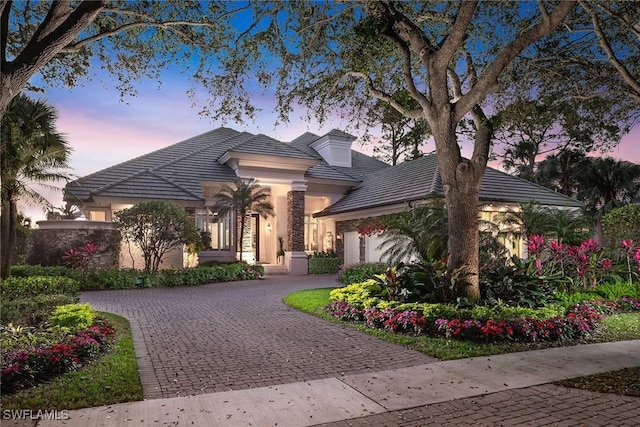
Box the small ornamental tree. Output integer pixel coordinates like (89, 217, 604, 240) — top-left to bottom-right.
(114, 201, 200, 272)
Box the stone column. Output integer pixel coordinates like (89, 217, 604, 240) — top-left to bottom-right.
(286, 181, 308, 274)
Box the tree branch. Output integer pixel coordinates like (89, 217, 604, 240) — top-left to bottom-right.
(3, 1, 105, 100)
(436, 0, 477, 70)
(1, 0, 10, 68)
(536, 0, 550, 23)
(335, 71, 423, 119)
(454, 1, 576, 122)
(579, 0, 640, 99)
(378, 16, 431, 110)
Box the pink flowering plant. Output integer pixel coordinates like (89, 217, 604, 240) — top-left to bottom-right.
(326, 298, 640, 343)
(620, 239, 640, 285)
(525, 235, 620, 292)
(1, 320, 115, 394)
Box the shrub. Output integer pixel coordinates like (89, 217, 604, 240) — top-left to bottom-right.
(1, 294, 78, 326)
(1, 276, 80, 299)
(308, 255, 340, 274)
(10, 264, 264, 290)
(50, 304, 97, 332)
(339, 262, 389, 285)
(10, 265, 76, 279)
(327, 297, 640, 343)
(602, 205, 640, 253)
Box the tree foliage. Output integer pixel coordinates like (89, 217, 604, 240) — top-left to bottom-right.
(0, 0, 264, 121)
(210, 179, 274, 263)
(365, 93, 431, 165)
(577, 157, 640, 219)
(113, 200, 200, 272)
(493, 95, 628, 181)
(536, 152, 640, 220)
(1, 93, 71, 278)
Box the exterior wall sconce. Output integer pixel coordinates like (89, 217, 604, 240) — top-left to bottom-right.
(266, 222, 272, 233)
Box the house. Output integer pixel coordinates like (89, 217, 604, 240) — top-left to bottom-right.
(314, 154, 584, 265)
(62, 127, 583, 273)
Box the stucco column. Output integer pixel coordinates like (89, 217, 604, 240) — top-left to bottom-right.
(286, 181, 308, 274)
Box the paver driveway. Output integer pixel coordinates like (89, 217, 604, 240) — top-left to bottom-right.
(81, 275, 437, 399)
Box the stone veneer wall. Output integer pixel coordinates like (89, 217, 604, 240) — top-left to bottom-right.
(287, 191, 305, 251)
(336, 219, 365, 264)
(30, 221, 120, 269)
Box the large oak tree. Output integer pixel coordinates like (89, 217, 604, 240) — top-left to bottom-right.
(236, 1, 576, 301)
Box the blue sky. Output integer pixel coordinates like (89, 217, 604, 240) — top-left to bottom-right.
(21, 61, 640, 224)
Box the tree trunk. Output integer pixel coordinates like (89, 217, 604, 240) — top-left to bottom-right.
(1, 196, 18, 279)
(431, 123, 485, 304)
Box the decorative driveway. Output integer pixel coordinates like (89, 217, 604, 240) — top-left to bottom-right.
(81, 275, 437, 399)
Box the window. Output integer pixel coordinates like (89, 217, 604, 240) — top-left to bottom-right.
(88, 211, 106, 221)
(304, 215, 318, 252)
(196, 209, 231, 250)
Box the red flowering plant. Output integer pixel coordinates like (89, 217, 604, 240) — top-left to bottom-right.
(1, 320, 115, 394)
(327, 297, 640, 343)
(63, 241, 97, 280)
(356, 215, 394, 237)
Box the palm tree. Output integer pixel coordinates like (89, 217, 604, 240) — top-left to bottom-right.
(577, 157, 640, 219)
(1, 94, 72, 278)
(576, 157, 640, 240)
(378, 201, 448, 264)
(211, 178, 274, 263)
(534, 149, 590, 197)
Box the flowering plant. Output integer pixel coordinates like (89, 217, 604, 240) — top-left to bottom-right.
(326, 297, 640, 343)
(525, 235, 620, 291)
(1, 321, 115, 394)
(62, 241, 97, 280)
(356, 216, 393, 237)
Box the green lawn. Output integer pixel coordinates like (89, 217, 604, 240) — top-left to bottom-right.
(1, 312, 143, 410)
(284, 287, 640, 395)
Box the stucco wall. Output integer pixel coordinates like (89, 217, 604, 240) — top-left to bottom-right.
(336, 219, 365, 265)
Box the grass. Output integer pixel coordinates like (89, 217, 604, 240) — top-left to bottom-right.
(1, 312, 143, 410)
(282, 287, 336, 317)
(284, 288, 640, 394)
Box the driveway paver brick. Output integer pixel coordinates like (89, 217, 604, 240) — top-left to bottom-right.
(316, 385, 640, 426)
(81, 275, 437, 399)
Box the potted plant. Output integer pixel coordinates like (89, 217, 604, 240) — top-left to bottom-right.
(277, 236, 285, 265)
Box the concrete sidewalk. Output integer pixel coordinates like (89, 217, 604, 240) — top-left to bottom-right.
(30, 340, 639, 427)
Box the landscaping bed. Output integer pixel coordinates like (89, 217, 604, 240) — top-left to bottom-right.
(10, 262, 264, 291)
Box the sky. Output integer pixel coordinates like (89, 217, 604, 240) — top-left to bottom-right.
(18, 58, 640, 225)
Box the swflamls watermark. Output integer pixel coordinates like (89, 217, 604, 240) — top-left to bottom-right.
(2, 409, 69, 420)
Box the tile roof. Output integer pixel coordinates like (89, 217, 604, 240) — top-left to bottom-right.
(228, 133, 319, 160)
(290, 131, 389, 182)
(316, 154, 583, 216)
(65, 127, 245, 203)
(64, 127, 389, 204)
